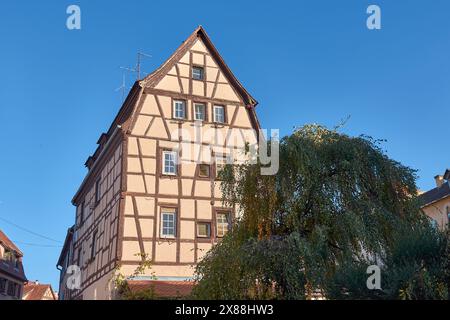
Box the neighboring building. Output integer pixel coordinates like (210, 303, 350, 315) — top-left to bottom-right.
(419, 169, 450, 230)
(57, 26, 260, 300)
(0, 229, 27, 300)
(23, 281, 57, 300)
(56, 226, 74, 300)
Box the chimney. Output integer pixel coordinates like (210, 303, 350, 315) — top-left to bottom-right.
(434, 175, 444, 188)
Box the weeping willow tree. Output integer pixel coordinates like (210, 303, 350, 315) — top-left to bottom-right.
(192, 125, 448, 300)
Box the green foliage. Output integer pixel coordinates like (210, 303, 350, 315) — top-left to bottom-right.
(192, 124, 448, 300)
(323, 221, 448, 299)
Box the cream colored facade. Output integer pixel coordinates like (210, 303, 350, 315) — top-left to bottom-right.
(58, 27, 260, 299)
(420, 172, 450, 230)
(422, 198, 449, 230)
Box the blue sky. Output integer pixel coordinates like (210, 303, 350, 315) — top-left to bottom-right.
(0, 1, 449, 290)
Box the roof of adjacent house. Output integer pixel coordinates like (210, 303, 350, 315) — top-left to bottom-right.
(0, 229, 27, 282)
(419, 181, 450, 207)
(127, 280, 194, 298)
(23, 282, 57, 300)
(56, 226, 74, 267)
(0, 229, 23, 256)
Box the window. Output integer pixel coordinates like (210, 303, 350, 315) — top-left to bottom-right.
(4, 249, 12, 262)
(192, 66, 204, 80)
(95, 179, 101, 204)
(162, 151, 177, 175)
(214, 105, 225, 123)
(194, 103, 206, 121)
(91, 230, 98, 260)
(197, 222, 211, 238)
(10, 254, 16, 267)
(173, 100, 186, 119)
(79, 201, 85, 225)
(15, 284, 20, 299)
(14, 257, 19, 269)
(65, 251, 70, 269)
(161, 209, 177, 238)
(198, 164, 210, 178)
(7, 281, 15, 296)
(215, 156, 228, 178)
(77, 248, 83, 267)
(216, 213, 230, 237)
(0, 278, 6, 294)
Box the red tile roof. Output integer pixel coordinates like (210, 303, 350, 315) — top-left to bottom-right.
(23, 282, 56, 300)
(0, 229, 23, 256)
(127, 280, 194, 298)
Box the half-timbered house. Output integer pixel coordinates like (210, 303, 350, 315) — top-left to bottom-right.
(57, 26, 260, 299)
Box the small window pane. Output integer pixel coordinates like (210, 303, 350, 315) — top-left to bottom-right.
(199, 164, 210, 178)
(215, 156, 228, 178)
(194, 103, 205, 121)
(216, 213, 230, 237)
(95, 179, 101, 203)
(79, 202, 85, 225)
(214, 106, 225, 123)
(197, 223, 211, 238)
(174, 100, 186, 119)
(192, 67, 204, 80)
(91, 230, 97, 259)
(163, 151, 177, 175)
(161, 212, 176, 237)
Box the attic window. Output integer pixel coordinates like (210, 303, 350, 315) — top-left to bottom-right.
(192, 66, 204, 80)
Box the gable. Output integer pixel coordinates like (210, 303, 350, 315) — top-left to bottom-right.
(151, 38, 240, 103)
(142, 27, 256, 106)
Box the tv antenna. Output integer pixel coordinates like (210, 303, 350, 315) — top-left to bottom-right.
(115, 70, 127, 103)
(116, 51, 152, 102)
(136, 51, 152, 80)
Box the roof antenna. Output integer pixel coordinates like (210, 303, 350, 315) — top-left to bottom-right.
(116, 51, 152, 102)
(136, 51, 152, 80)
(115, 70, 127, 103)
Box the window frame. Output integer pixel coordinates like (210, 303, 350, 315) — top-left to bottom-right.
(77, 247, 83, 267)
(173, 99, 187, 120)
(196, 222, 211, 238)
(215, 155, 229, 179)
(79, 201, 85, 225)
(192, 66, 204, 81)
(216, 212, 231, 238)
(160, 210, 177, 239)
(193, 102, 206, 121)
(0, 278, 6, 295)
(6, 281, 15, 297)
(162, 150, 178, 176)
(95, 179, 101, 204)
(198, 164, 211, 178)
(90, 230, 98, 261)
(213, 105, 226, 124)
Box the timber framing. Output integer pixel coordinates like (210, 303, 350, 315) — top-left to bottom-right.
(59, 26, 262, 300)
